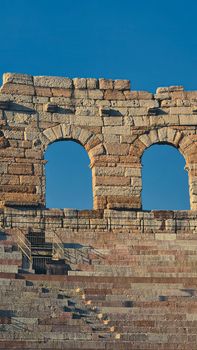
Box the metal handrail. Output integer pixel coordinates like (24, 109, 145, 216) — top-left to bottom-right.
(52, 233, 65, 260)
(15, 229, 32, 263)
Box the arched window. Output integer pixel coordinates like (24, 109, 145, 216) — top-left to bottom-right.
(142, 144, 190, 210)
(45, 140, 92, 209)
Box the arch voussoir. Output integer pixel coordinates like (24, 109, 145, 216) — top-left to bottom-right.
(34, 124, 105, 158)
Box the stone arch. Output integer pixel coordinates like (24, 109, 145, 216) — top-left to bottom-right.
(132, 127, 197, 210)
(33, 124, 106, 209)
(134, 127, 197, 161)
(34, 124, 106, 162)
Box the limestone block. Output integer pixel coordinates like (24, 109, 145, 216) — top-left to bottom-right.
(150, 115, 179, 126)
(128, 107, 147, 116)
(8, 163, 33, 175)
(0, 147, 24, 158)
(71, 126, 81, 140)
(104, 134, 120, 143)
(149, 129, 159, 144)
(107, 195, 141, 208)
(0, 174, 20, 185)
(138, 91, 153, 100)
(156, 86, 184, 93)
(123, 116, 134, 126)
(43, 128, 56, 142)
(85, 135, 102, 152)
(173, 131, 183, 147)
(78, 129, 92, 145)
(167, 128, 176, 143)
(103, 117, 123, 126)
(114, 80, 130, 90)
(95, 185, 132, 196)
(33, 96, 49, 104)
(10, 113, 29, 125)
(88, 89, 103, 100)
(93, 166, 125, 177)
(3, 73, 33, 85)
(139, 134, 152, 147)
(74, 116, 103, 126)
(106, 143, 130, 155)
(99, 78, 113, 90)
(0, 184, 36, 194)
(131, 177, 142, 188)
(158, 127, 168, 142)
(103, 126, 131, 135)
(0, 163, 7, 174)
(104, 90, 125, 100)
(88, 144, 105, 157)
(83, 99, 95, 107)
(124, 99, 140, 107)
(51, 114, 71, 124)
(125, 167, 141, 177)
(2, 192, 39, 204)
(75, 107, 97, 116)
(73, 78, 87, 89)
(35, 87, 52, 97)
(95, 176, 130, 186)
(87, 78, 98, 89)
(33, 76, 72, 88)
(51, 88, 72, 98)
(34, 163, 43, 176)
(61, 124, 71, 139)
(73, 90, 88, 99)
(179, 115, 197, 125)
(95, 100, 111, 107)
(133, 116, 149, 127)
(50, 96, 71, 105)
(4, 130, 24, 140)
(170, 107, 192, 115)
(25, 149, 42, 159)
(154, 92, 171, 100)
(161, 99, 175, 107)
(139, 99, 159, 108)
(176, 99, 191, 107)
(0, 83, 35, 96)
(124, 91, 139, 100)
(20, 175, 41, 185)
(51, 125, 63, 139)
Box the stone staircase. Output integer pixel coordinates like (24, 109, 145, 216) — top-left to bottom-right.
(0, 230, 22, 274)
(1, 219, 197, 348)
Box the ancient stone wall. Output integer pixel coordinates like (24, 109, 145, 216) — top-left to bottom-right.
(0, 73, 197, 210)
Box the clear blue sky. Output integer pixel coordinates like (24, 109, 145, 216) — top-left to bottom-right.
(0, 0, 195, 210)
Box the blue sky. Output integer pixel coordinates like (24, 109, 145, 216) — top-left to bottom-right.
(0, 0, 195, 209)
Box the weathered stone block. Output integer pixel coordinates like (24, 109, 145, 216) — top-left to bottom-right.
(104, 90, 125, 100)
(35, 87, 52, 97)
(114, 80, 130, 90)
(8, 164, 33, 175)
(99, 78, 113, 90)
(73, 78, 87, 89)
(51, 88, 72, 98)
(33, 76, 72, 88)
(1, 83, 35, 96)
(88, 90, 103, 100)
(87, 78, 98, 89)
(105, 143, 130, 155)
(95, 176, 130, 186)
(3, 73, 33, 85)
